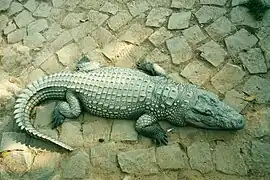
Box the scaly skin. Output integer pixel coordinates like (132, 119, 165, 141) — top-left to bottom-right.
(14, 65, 245, 151)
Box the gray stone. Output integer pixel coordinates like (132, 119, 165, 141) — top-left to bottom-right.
(61, 151, 90, 179)
(0, 132, 27, 151)
(7, 28, 26, 44)
(168, 12, 191, 30)
(0, 15, 8, 31)
(48, 8, 66, 22)
(168, 73, 189, 84)
(146, 48, 170, 63)
(33, 2, 52, 17)
(63, 0, 81, 11)
(91, 27, 116, 47)
(23, 0, 38, 12)
(23, 32, 46, 49)
(166, 36, 193, 64)
(148, 27, 173, 47)
(257, 26, 270, 40)
(117, 147, 159, 175)
(230, 6, 258, 28)
(187, 142, 214, 173)
(225, 28, 258, 55)
(40, 55, 64, 74)
(27, 19, 48, 35)
(52, 0, 65, 8)
(107, 11, 132, 31)
(181, 60, 212, 86)
(82, 115, 112, 146)
(0, 0, 12, 11)
(79, 0, 105, 10)
(62, 12, 86, 29)
(171, 0, 196, 9)
(262, 9, 270, 27)
(211, 63, 245, 94)
(251, 140, 270, 174)
(231, 0, 249, 6)
(239, 48, 267, 74)
(120, 23, 154, 45)
(259, 32, 270, 53)
(146, 8, 172, 27)
(43, 23, 62, 42)
(183, 25, 207, 45)
(111, 120, 138, 141)
(99, 2, 118, 15)
(213, 143, 247, 175)
(7, 2, 23, 16)
(197, 40, 227, 67)
(147, 0, 171, 7)
(27, 68, 46, 82)
(242, 76, 270, 104)
(205, 16, 236, 41)
(195, 6, 226, 24)
(34, 102, 55, 128)
(51, 31, 73, 51)
(56, 43, 81, 66)
(78, 36, 99, 54)
(156, 144, 188, 170)
(69, 22, 97, 42)
(3, 22, 16, 35)
(127, 0, 150, 17)
(14, 10, 35, 28)
(200, 0, 227, 6)
(223, 90, 248, 112)
(87, 10, 109, 27)
(90, 143, 120, 173)
(59, 121, 84, 147)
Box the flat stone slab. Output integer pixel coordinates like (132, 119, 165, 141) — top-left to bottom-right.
(168, 12, 191, 30)
(27, 19, 48, 35)
(205, 16, 236, 41)
(195, 6, 226, 24)
(242, 76, 270, 104)
(7, 28, 26, 44)
(7, 1, 23, 16)
(69, 21, 97, 42)
(171, 0, 196, 9)
(111, 120, 138, 142)
(183, 25, 207, 45)
(239, 48, 267, 74)
(0, 15, 8, 31)
(34, 102, 55, 128)
(24, 0, 38, 12)
(147, 0, 171, 7)
(14, 10, 35, 28)
(60, 151, 90, 179)
(61, 12, 86, 29)
(251, 140, 270, 174)
(87, 10, 109, 27)
(181, 60, 212, 86)
(223, 90, 248, 113)
(0, 132, 28, 151)
(231, 0, 249, 6)
(146, 48, 171, 63)
(148, 27, 173, 47)
(120, 23, 154, 45)
(156, 144, 188, 170)
(78, 36, 99, 54)
(197, 40, 227, 67)
(107, 11, 132, 31)
(127, 0, 150, 17)
(33, 2, 52, 18)
(146, 8, 172, 27)
(3, 22, 16, 35)
(51, 31, 73, 51)
(214, 143, 247, 175)
(230, 6, 258, 28)
(56, 43, 81, 66)
(225, 28, 258, 55)
(43, 23, 62, 41)
(23, 32, 46, 49)
(99, 2, 118, 15)
(91, 27, 116, 48)
(40, 55, 64, 74)
(0, 0, 12, 11)
(166, 36, 193, 64)
(211, 63, 245, 94)
(200, 0, 227, 6)
(187, 142, 214, 173)
(117, 147, 159, 175)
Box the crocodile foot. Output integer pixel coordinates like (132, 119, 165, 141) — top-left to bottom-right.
(136, 60, 166, 77)
(75, 55, 101, 72)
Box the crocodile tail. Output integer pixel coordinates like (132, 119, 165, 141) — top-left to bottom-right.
(13, 73, 74, 151)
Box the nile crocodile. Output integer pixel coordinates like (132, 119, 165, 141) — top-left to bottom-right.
(13, 57, 245, 151)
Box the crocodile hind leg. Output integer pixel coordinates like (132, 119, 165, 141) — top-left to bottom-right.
(135, 114, 168, 145)
(136, 60, 167, 77)
(75, 56, 101, 72)
(51, 90, 81, 129)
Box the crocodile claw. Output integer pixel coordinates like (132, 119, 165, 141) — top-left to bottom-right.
(155, 132, 168, 145)
(51, 110, 65, 129)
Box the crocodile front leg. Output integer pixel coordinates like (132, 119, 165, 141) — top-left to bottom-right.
(136, 60, 167, 77)
(75, 56, 101, 72)
(135, 114, 168, 145)
(51, 90, 82, 129)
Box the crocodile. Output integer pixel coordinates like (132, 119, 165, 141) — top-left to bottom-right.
(13, 57, 245, 151)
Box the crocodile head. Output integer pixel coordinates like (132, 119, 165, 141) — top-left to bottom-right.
(184, 89, 245, 130)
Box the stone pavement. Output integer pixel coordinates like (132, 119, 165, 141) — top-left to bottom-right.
(0, 0, 270, 179)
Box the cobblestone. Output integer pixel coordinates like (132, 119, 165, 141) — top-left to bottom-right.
(56, 43, 81, 66)
(183, 25, 207, 45)
(7, 1, 23, 16)
(62, 12, 86, 29)
(225, 28, 258, 56)
(168, 12, 191, 30)
(33, 2, 52, 18)
(27, 19, 48, 35)
(78, 36, 99, 54)
(111, 120, 138, 142)
(239, 48, 267, 74)
(223, 90, 248, 112)
(211, 63, 245, 93)
(205, 16, 236, 41)
(69, 22, 97, 42)
(52, 0, 65, 8)
(107, 11, 132, 31)
(23, 0, 38, 12)
(91, 27, 116, 48)
(147, 0, 171, 7)
(127, 0, 150, 17)
(148, 27, 173, 47)
(251, 140, 270, 174)
(181, 60, 212, 86)
(51, 31, 73, 51)
(23, 33, 46, 49)
(40, 55, 64, 74)
(87, 10, 109, 27)
(195, 6, 226, 24)
(99, 2, 118, 15)
(200, 0, 227, 6)
(0, 132, 27, 151)
(0, 15, 8, 31)
(0, 0, 12, 11)
(230, 6, 258, 28)
(59, 121, 84, 147)
(171, 0, 196, 9)
(3, 22, 16, 35)
(120, 23, 154, 45)
(146, 8, 172, 27)
(197, 40, 227, 67)
(14, 10, 35, 28)
(7, 28, 26, 44)
(166, 36, 193, 64)
(146, 48, 170, 63)
(43, 23, 62, 42)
